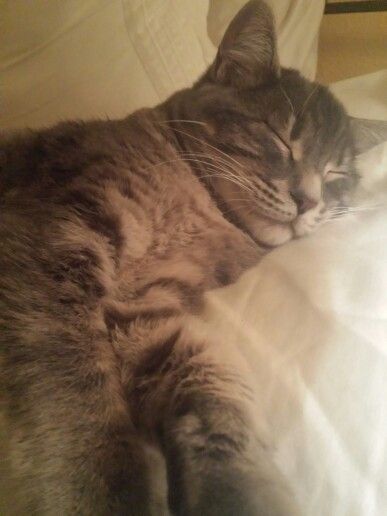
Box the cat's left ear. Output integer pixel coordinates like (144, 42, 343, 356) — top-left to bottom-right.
(350, 117, 387, 155)
(211, 0, 280, 89)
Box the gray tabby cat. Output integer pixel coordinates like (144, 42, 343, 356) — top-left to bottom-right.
(1, 1, 386, 515)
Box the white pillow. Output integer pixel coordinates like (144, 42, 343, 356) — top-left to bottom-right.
(0, 0, 323, 131)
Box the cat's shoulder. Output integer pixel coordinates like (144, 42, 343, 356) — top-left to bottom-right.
(0, 109, 166, 196)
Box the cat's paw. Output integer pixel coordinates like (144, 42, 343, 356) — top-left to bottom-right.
(181, 465, 302, 516)
(164, 414, 302, 516)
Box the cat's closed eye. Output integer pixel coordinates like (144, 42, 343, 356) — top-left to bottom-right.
(327, 170, 349, 176)
(325, 170, 350, 182)
(263, 120, 293, 157)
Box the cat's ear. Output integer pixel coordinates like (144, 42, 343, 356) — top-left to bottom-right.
(350, 117, 387, 155)
(211, 0, 280, 89)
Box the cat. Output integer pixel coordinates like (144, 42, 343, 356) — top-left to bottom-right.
(1, 1, 386, 515)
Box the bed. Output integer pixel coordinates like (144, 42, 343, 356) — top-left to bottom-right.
(1, 1, 386, 515)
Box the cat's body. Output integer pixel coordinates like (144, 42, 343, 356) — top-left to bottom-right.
(0, 105, 265, 516)
(1, 2, 386, 515)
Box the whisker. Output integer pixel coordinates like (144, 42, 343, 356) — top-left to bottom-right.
(180, 150, 287, 206)
(143, 157, 217, 173)
(158, 121, 246, 171)
(178, 152, 256, 194)
(160, 119, 208, 127)
(144, 154, 256, 195)
(158, 119, 289, 205)
(179, 151, 239, 169)
(143, 156, 235, 181)
(329, 205, 384, 213)
(198, 173, 256, 195)
(279, 83, 295, 117)
(179, 151, 256, 192)
(315, 203, 383, 227)
(323, 203, 385, 225)
(167, 127, 258, 192)
(297, 84, 319, 119)
(173, 155, 257, 195)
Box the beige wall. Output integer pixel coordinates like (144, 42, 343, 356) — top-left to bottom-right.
(317, 12, 387, 84)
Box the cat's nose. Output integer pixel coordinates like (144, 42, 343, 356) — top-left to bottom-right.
(291, 191, 318, 215)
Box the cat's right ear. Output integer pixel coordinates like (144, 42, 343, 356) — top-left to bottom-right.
(211, 0, 280, 89)
(350, 118, 387, 155)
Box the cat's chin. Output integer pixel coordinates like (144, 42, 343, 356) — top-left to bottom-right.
(243, 211, 326, 247)
(245, 217, 294, 248)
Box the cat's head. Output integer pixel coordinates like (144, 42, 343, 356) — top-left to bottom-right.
(166, 0, 387, 247)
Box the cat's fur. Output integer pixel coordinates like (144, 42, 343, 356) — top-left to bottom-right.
(1, 1, 386, 515)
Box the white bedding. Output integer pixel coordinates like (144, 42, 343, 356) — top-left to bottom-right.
(1, 2, 386, 515)
(197, 130, 387, 516)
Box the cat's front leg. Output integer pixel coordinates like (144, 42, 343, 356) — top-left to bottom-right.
(132, 323, 302, 516)
(163, 401, 301, 516)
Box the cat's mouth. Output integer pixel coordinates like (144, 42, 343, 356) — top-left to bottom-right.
(228, 194, 326, 247)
